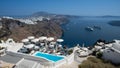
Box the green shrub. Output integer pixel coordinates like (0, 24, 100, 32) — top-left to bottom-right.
(78, 57, 117, 68)
(68, 49, 73, 55)
(96, 52, 103, 58)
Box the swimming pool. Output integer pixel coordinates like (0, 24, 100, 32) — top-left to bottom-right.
(33, 52, 64, 62)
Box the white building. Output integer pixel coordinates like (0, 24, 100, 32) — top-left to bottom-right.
(2, 16, 14, 19)
(0, 37, 76, 68)
(102, 40, 120, 64)
(31, 16, 44, 21)
(18, 19, 37, 24)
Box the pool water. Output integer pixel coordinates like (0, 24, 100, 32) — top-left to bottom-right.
(34, 52, 64, 62)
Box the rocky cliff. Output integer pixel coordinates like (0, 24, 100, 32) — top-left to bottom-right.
(0, 17, 66, 41)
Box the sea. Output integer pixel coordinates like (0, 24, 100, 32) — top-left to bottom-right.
(3, 15, 120, 47)
(61, 17, 120, 47)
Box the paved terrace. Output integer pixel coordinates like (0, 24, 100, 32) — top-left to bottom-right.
(58, 56, 87, 68)
(0, 60, 14, 68)
(15, 59, 43, 68)
(7, 43, 23, 52)
(0, 51, 53, 67)
(0, 54, 22, 64)
(58, 49, 88, 68)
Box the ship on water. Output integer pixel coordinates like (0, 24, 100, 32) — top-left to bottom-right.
(85, 26, 94, 31)
(93, 26, 101, 30)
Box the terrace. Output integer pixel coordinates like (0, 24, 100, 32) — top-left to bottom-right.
(0, 36, 89, 68)
(17, 36, 69, 56)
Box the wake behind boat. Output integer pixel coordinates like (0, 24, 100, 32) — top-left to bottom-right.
(85, 26, 94, 31)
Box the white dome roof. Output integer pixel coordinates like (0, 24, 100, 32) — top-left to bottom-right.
(57, 39, 64, 42)
(39, 36, 47, 40)
(47, 37, 54, 41)
(31, 38, 39, 43)
(28, 36, 35, 40)
(22, 39, 29, 42)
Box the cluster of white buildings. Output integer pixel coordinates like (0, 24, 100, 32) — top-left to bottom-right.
(0, 30, 119, 67)
(94, 39, 120, 64)
(0, 16, 51, 24)
(17, 16, 48, 24)
(2, 16, 14, 19)
(0, 36, 76, 68)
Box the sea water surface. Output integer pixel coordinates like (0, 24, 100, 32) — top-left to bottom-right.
(61, 17, 120, 47)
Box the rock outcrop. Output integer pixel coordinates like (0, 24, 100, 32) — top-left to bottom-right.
(0, 17, 66, 42)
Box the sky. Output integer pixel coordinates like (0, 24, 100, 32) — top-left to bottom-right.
(0, 0, 120, 16)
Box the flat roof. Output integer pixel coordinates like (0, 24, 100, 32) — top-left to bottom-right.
(16, 59, 38, 68)
(0, 54, 22, 64)
(7, 43, 23, 52)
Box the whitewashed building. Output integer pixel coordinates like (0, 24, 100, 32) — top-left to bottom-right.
(2, 16, 14, 19)
(102, 40, 120, 64)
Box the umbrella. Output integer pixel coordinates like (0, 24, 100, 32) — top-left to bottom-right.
(28, 36, 35, 40)
(49, 44, 55, 47)
(34, 46, 40, 49)
(47, 37, 54, 41)
(57, 39, 64, 42)
(39, 36, 47, 41)
(58, 44, 62, 47)
(22, 39, 29, 43)
(24, 44, 35, 49)
(31, 38, 39, 43)
(40, 43, 45, 46)
(82, 47, 88, 51)
(50, 42, 56, 45)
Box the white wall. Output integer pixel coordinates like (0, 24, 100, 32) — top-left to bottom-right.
(102, 49, 120, 64)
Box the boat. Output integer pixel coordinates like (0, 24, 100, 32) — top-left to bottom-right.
(93, 26, 101, 30)
(85, 26, 94, 31)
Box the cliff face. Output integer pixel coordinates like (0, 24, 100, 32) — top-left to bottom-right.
(0, 18, 25, 39)
(0, 18, 64, 42)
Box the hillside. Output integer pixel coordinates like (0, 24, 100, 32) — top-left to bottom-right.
(108, 20, 120, 27)
(79, 57, 120, 68)
(0, 17, 66, 41)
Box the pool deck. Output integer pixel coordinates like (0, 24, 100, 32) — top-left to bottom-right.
(58, 57, 87, 68)
(58, 61, 79, 68)
(0, 54, 22, 64)
(7, 43, 24, 52)
(33, 51, 64, 63)
(0, 60, 15, 68)
(58, 51, 88, 68)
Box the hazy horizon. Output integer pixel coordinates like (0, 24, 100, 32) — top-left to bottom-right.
(0, 0, 120, 16)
